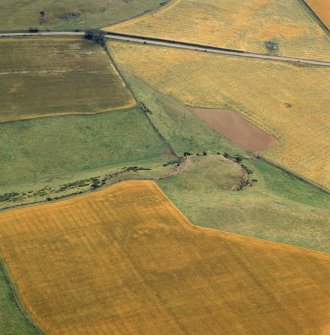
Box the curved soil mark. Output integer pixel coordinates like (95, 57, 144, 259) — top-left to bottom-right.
(193, 108, 277, 153)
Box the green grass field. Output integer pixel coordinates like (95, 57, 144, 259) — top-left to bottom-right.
(0, 107, 175, 209)
(0, 0, 162, 31)
(0, 263, 39, 334)
(158, 155, 330, 252)
(0, 37, 135, 123)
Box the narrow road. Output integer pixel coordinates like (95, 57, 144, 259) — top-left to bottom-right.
(106, 33, 330, 67)
(1, 31, 330, 67)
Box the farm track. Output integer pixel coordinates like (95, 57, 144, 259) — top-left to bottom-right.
(1, 31, 330, 67)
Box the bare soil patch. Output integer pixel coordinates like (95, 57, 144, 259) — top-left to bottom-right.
(193, 108, 277, 152)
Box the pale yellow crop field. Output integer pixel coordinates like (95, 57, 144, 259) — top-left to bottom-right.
(105, 0, 330, 61)
(109, 42, 330, 190)
(0, 180, 330, 334)
(306, 0, 330, 29)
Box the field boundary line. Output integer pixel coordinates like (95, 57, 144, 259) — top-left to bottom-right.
(0, 259, 45, 334)
(1, 175, 329, 257)
(153, 181, 330, 257)
(0, 106, 137, 126)
(0, 156, 188, 213)
(260, 156, 330, 194)
(297, 0, 330, 34)
(105, 44, 179, 157)
(1, 32, 330, 66)
(100, 0, 178, 30)
(105, 33, 330, 66)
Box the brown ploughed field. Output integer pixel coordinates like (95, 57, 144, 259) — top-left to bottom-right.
(193, 108, 277, 152)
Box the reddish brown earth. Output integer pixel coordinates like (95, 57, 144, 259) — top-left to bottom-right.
(193, 108, 277, 153)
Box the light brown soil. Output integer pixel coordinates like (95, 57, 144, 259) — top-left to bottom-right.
(193, 108, 277, 153)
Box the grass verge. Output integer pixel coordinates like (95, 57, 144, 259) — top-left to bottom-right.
(0, 261, 40, 334)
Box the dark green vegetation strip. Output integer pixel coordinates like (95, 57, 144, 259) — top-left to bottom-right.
(0, 37, 134, 123)
(0, 0, 165, 31)
(159, 155, 330, 252)
(0, 262, 40, 334)
(0, 108, 174, 208)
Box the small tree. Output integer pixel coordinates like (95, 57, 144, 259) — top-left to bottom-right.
(85, 29, 106, 47)
(28, 27, 39, 32)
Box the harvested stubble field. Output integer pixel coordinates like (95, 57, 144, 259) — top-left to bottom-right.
(306, 0, 330, 29)
(106, 0, 330, 61)
(109, 41, 330, 190)
(0, 181, 329, 334)
(0, 0, 162, 31)
(0, 37, 135, 123)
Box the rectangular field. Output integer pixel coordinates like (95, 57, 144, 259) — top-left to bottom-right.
(0, 37, 135, 123)
(0, 180, 329, 334)
(110, 41, 330, 190)
(106, 0, 330, 61)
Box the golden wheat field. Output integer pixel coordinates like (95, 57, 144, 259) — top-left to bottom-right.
(306, 0, 330, 29)
(109, 42, 330, 190)
(0, 180, 329, 334)
(105, 0, 330, 61)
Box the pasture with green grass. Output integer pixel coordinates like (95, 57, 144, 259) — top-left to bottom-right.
(0, 0, 163, 31)
(158, 155, 330, 252)
(0, 108, 175, 209)
(0, 37, 135, 123)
